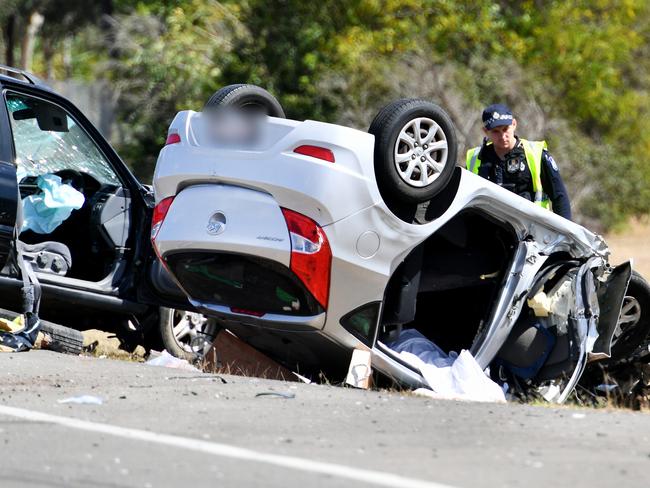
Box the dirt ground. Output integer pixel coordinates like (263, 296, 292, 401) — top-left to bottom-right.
(604, 218, 650, 279)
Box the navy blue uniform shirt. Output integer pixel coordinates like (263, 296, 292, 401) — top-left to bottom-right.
(476, 138, 572, 220)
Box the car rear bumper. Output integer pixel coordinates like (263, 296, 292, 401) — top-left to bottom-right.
(155, 184, 331, 325)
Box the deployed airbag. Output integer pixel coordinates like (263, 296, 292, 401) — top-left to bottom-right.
(22, 174, 84, 234)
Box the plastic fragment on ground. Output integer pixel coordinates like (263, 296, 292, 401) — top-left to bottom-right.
(595, 384, 619, 393)
(293, 372, 312, 384)
(146, 349, 201, 372)
(58, 395, 104, 405)
(539, 382, 562, 402)
(345, 348, 372, 389)
(254, 392, 296, 399)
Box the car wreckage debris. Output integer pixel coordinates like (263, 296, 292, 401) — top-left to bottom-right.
(0, 307, 83, 354)
(146, 349, 202, 372)
(0, 313, 40, 352)
(254, 392, 296, 399)
(203, 330, 300, 382)
(57, 395, 104, 405)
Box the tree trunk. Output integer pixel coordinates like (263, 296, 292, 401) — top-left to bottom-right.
(43, 41, 55, 79)
(100, 0, 120, 59)
(100, 0, 114, 27)
(20, 11, 44, 72)
(63, 36, 72, 79)
(4, 14, 16, 67)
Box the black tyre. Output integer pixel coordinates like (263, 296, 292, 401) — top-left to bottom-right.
(159, 307, 221, 362)
(0, 307, 83, 355)
(205, 84, 285, 118)
(369, 99, 457, 203)
(39, 321, 84, 355)
(610, 271, 650, 361)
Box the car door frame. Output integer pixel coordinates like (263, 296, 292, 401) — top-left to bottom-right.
(0, 74, 192, 313)
(0, 81, 18, 271)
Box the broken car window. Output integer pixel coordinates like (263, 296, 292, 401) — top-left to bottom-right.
(5, 92, 120, 186)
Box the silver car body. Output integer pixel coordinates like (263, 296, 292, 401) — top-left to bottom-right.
(153, 111, 617, 401)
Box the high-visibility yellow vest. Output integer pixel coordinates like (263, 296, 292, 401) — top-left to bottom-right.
(465, 139, 551, 209)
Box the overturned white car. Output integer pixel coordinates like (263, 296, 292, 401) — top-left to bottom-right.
(151, 85, 650, 402)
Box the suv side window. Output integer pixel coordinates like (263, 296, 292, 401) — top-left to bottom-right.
(5, 91, 120, 185)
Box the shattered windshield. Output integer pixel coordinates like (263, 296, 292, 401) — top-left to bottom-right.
(5, 92, 120, 186)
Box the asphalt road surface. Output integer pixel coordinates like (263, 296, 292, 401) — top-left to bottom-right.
(0, 351, 649, 488)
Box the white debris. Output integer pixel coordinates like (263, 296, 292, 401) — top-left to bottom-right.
(388, 329, 505, 403)
(345, 348, 372, 389)
(57, 395, 104, 405)
(595, 384, 618, 393)
(539, 383, 562, 402)
(145, 350, 201, 372)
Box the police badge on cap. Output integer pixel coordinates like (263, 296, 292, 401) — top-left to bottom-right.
(482, 104, 514, 130)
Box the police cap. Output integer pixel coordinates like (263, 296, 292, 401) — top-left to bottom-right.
(482, 103, 514, 130)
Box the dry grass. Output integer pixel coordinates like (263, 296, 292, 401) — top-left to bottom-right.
(81, 329, 146, 362)
(605, 217, 650, 278)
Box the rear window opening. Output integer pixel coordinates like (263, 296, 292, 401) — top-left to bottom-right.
(165, 251, 324, 317)
(380, 211, 517, 355)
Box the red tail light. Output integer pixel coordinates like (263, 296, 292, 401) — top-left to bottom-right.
(281, 208, 331, 309)
(151, 196, 175, 243)
(165, 131, 181, 145)
(294, 145, 335, 163)
(231, 307, 266, 317)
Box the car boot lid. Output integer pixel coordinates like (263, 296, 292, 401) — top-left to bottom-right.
(154, 183, 291, 266)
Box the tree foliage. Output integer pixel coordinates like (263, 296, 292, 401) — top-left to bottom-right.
(1, 0, 650, 229)
(98, 0, 243, 178)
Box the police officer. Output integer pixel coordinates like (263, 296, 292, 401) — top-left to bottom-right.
(466, 104, 571, 220)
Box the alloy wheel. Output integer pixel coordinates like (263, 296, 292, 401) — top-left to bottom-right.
(393, 117, 449, 188)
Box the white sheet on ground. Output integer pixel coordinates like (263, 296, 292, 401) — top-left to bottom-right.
(388, 329, 505, 403)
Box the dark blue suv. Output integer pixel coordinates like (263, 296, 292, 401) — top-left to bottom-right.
(0, 65, 217, 358)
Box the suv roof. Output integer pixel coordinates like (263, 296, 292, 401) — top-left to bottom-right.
(0, 64, 49, 89)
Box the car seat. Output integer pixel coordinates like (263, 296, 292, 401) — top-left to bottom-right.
(19, 240, 71, 276)
(15, 186, 72, 277)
